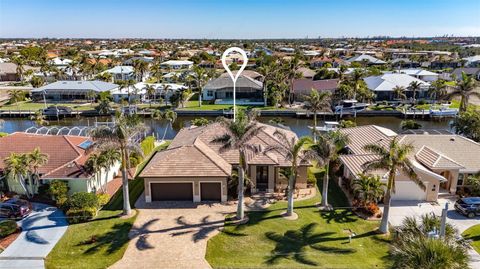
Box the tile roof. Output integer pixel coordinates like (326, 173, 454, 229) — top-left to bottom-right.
(0, 133, 92, 179)
(415, 146, 464, 170)
(31, 80, 118, 93)
(292, 79, 339, 96)
(364, 74, 429, 92)
(339, 125, 397, 155)
(204, 75, 262, 90)
(339, 154, 386, 178)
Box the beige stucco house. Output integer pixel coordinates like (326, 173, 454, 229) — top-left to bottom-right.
(139, 122, 310, 203)
(338, 125, 480, 202)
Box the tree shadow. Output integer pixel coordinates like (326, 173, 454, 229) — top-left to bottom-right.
(264, 223, 355, 266)
(320, 209, 358, 224)
(79, 222, 134, 255)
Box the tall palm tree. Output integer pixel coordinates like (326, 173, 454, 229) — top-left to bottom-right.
(350, 69, 365, 100)
(30, 111, 49, 126)
(86, 90, 97, 106)
(3, 153, 30, 198)
(100, 148, 121, 193)
(303, 89, 332, 142)
(393, 86, 407, 101)
(310, 131, 349, 207)
(408, 81, 423, 105)
(443, 72, 480, 112)
(212, 110, 265, 220)
(161, 84, 172, 106)
(153, 109, 177, 141)
(264, 132, 315, 217)
(190, 66, 208, 107)
(285, 57, 303, 105)
(85, 153, 106, 193)
(362, 138, 423, 234)
(428, 79, 446, 103)
(26, 148, 48, 195)
(7, 89, 26, 109)
(145, 84, 156, 107)
(89, 114, 146, 215)
(11, 56, 25, 81)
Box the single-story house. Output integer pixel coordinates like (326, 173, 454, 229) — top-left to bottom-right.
(297, 67, 316, 79)
(160, 60, 193, 70)
(338, 125, 480, 202)
(0, 132, 120, 196)
(102, 66, 136, 81)
(451, 68, 480, 81)
(292, 79, 339, 102)
(50, 57, 72, 68)
(0, 62, 36, 81)
(398, 69, 439, 82)
(463, 55, 480, 67)
(202, 74, 264, 105)
(347, 54, 386, 65)
(139, 123, 310, 203)
(364, 73, 430, 101)
(31, 80, 119, 101)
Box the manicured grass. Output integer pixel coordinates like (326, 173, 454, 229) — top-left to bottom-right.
(45, 142, 170, 269)
(206, 172, 391, 269)
(0, 101, 97, 111)
(462, 224, 480, 254)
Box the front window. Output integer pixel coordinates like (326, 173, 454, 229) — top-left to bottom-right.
(207, 90, 214, 97)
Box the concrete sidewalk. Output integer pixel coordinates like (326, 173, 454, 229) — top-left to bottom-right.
(0, 203, 68, 269)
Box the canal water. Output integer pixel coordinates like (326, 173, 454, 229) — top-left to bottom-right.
(0, 116, 453, 139)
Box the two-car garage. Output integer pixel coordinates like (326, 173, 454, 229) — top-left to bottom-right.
(149, 181, 223, 202)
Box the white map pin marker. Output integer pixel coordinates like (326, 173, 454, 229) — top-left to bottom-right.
(221, 47, 248, 122)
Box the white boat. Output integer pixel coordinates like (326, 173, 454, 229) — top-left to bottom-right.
(334, 99, 369, 114)
(430, 108, 458, 117)
(308, 121, 340, 132)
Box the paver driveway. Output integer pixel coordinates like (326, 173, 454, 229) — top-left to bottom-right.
(110, 195, 235, 269)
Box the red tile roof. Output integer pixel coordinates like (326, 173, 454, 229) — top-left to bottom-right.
(0, 133, 92, 179)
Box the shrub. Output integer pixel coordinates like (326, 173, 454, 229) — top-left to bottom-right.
(191, 117, 210, 126)
(306, 169, 317, 187)
(97, 193, 110, 207)
(140, 136, 155, 156)
(0, 132, 8, 138)
(0, 220, 17, 238)
(48, 180, 69, 206)
(401, 120, 422, 130)
(129, 152, 143, 167)
(65, 192, 99, 210)
(66, 207, 97, 224)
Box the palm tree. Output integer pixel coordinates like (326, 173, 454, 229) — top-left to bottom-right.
(30, 76, 45, 88)
(26, 148, 48, 195)
(7, 89, 26, 109)
(11, 56, 25, 81)
(3, 153, 30, 198)
(264, 132, 315, 217)
(145, 84, 156, 106)
(408, 81, 423, 105)
(443, 72, 480, 112)
(85, 153, 106, 193)
(350, 69, 365, 100)
(161, 84, 172, 106)
(212, 110, 265, 220)
(100, 148, 121, 193)
(303, 89, 332, 142)
(86, 90, 97, 106)
(351, 173, 385, 206)
(153, 109, 177, 141)
(96, 98, 113, 115)
(392, 86, 407, 101)
(190, 66, 208, 107)
(89, 114, 146, 216)
(310, 131, 349, 207)
(30, 111, 49, 126)
(362, 138, 423, 234)
(428, 79, 446, 103)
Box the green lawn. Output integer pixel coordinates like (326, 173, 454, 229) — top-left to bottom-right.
(45, 142, 169, 269)
(206, 172, 391, 269)
(0, 101, 97, 111)
(462, 224, 480, 254)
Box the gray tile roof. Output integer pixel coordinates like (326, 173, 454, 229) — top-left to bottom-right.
(31, 80, 118, 93)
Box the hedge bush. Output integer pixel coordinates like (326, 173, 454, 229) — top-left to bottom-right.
(66, 207, 97, 224)
(97, 193, 110, 207)
(141, 136, 155, 156)
(65, 192, 99, 210)
(0, 220, 18, 238)
(48, 180, 69, 207)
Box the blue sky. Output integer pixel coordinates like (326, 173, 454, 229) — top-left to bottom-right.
(0, 0, 478, 38)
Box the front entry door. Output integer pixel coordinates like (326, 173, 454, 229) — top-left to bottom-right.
(256, 166, 269, 191)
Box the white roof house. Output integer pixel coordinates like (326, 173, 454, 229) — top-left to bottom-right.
(347, 54, 386, 65)
(103, 66, 135, 81)
(397, 69, 439, 82)
(50, 57, 72, 66)
(364, 73, 430, 92)
(463, 55, 480, 67)
(160, 60, 193, 70)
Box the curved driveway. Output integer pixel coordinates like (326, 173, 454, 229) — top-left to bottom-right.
(0, 203, 68, 269)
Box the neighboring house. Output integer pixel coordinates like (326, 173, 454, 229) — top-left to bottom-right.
(0, 132, 120, 196)
(111, 82, 146, 103)
(451, 68, 480, 81)
(0, 62, 36, 81)
(462, 55, 480, 67)
(347, 54, 386, 65)
(31, 80, 119, 101)
(398, 69, 439, 82)
(364, 73, 430, 101)
(202, 74, 263, 105)
(160, 60, 193, 70)
(102, 66, 136, 81)
(338, 125, 480, 202)
(391, 58, 421, 69)
(123, 56, 155, 66)
(297, 67, 316, 79)
(292, 79, 339, 102)
(139, 123, 310, 203)
(50, 57, 72, 68)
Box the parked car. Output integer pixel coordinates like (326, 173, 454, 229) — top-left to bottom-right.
(455, 197, 480, 218)
(0, 198, 32, 219)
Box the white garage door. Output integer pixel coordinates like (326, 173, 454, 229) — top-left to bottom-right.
(391, 181, 427, 201)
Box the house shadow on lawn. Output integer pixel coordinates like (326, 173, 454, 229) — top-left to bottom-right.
(264, 223, 356, 266)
